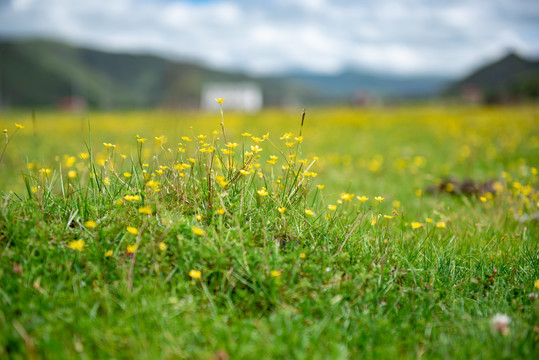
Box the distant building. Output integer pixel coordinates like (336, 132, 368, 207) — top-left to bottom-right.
(56, 96, 88, 113)
(201, 82, 263, 112)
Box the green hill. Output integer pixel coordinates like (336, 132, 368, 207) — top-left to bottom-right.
(0, 39, 263, 108)
(0, 38, 451, 109)
(445, 52, 539, 103)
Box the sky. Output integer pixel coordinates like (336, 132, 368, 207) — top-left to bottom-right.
(0, 0, 538, 77)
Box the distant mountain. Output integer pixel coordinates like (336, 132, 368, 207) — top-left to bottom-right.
(445, 52, 539, 103)
(276, 71, 450, 99)
(0, 38, 451, 109)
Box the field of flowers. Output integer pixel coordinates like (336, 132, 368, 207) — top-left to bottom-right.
(0, 104, 538, 359)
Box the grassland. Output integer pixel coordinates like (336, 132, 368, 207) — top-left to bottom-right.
(0, 105, 538, 359)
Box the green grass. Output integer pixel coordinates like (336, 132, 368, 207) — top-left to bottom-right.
(0, 105, 538, 359)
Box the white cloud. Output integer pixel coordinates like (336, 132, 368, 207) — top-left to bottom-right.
(0, 0, 538, 76)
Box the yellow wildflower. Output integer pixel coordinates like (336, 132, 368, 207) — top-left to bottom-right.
(84, 220, 96, 228)
(105, 250, 113, 257)
(340, 193, 354, 202)
(411, 222, 423, 229)
(305, 209, 315, 216)
(300, 253, 306, 259)
(126, 244, 138, 254)
(68, 170, 77, 179)
(278, 207, 286, 214)
(126, 226, 139, 235)
(257, 188, 269, 196)
(189, 270, 202, 279)
(124, 172, 132, 178)
(328, 204, 337, 211)
(68, 239, 85, 251)
(270, 270, 282, 277)
(357, 196, 369, 203)
(15, 123, 24, 129)
(138, 206, 152, 215)
(436, 221, 446, 228)
(374, 196, 384, 202)
(215, 98, 225, 104)
(159, 242, 167, 251)
(216, 208, 226, 215)
(191, 226, 206, 236)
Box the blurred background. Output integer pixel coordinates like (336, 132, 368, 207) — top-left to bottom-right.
(0, 0, 538, 110)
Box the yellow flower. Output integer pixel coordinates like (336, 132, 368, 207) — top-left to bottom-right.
(215, 98, 225, 104)
(124, 172, 132, 178)
(159, 242, 167, 251)
(257, 188, 269, 196)
(304, 209, 315, 216)
(138, 206, 152, 215)
(105, 250, 113, 257)
(103, 142, 116, 149)
(300, 253, 306, 259)
(79, 152, 89, 160)
(535, 279, 539, 290)
(195, 215, 202, 221)
(189, 270, 202, 279)
(384, 215, 393, 219)
(68, 239, 85, 251)
(68, 170, 77, 179)
(327, 204, 337, 211)
(278, 207, 286, 214)
(126, 244, 138, 254)
(411, 222, 423, 229)
(191, 226, 206, 236)
(241, 132, 252, 137)
(270, 270, 282, 277)
(155, 136, 166, 145)
(340, 193, 354, 202)
(216, 208, 226, 215)
(374, 196, 384, 202)
(371, 217, 377, 226)
(65, 156, 76, 167)
(426, 218, 433, 223)
(250, 145, 262, 153)
(436, 221, 446, 228)
(415, 189, 422, 197)
(357, 196, 369, 203)
(126, 226, 139, 235)
(15, 123, 24, 129)
(317, 184, 325, 190)
(480, 196, 487, 202)
(84, 220, 96, 228)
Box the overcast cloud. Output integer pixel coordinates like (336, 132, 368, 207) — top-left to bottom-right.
(0, 0, 538, 76)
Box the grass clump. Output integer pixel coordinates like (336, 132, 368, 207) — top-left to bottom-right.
(0, 103, 538, 359)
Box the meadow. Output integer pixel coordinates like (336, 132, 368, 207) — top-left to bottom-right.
(0, 104, 538, 359)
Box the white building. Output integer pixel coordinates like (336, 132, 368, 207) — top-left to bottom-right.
(201, 82, 263, 112)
